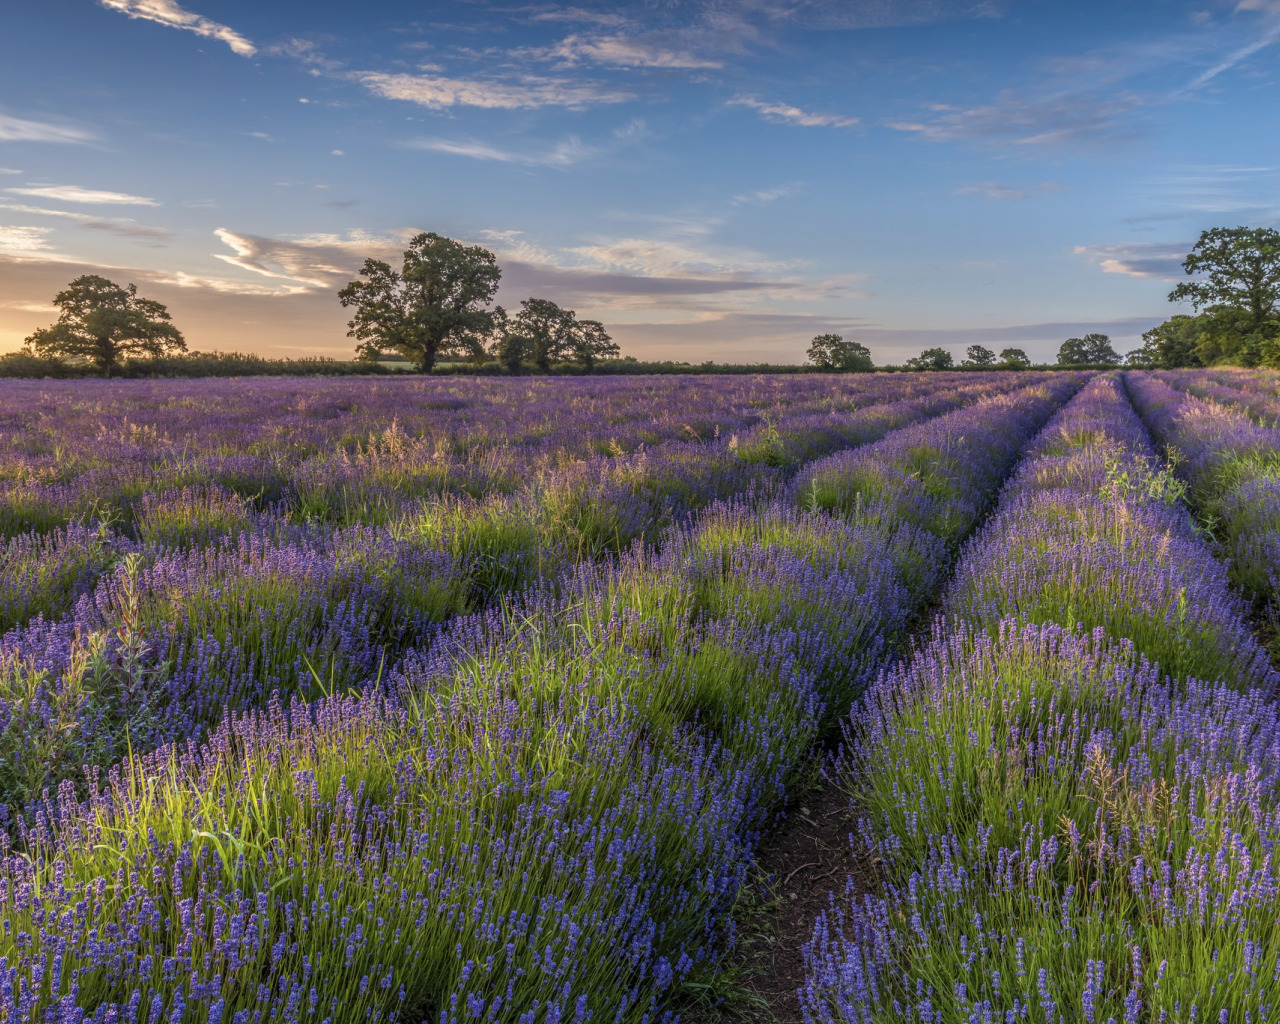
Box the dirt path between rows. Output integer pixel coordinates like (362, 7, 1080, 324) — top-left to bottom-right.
(716, 761, 881, 1022)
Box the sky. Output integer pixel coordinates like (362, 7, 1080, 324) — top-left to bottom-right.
(1, 0, 1278, 365)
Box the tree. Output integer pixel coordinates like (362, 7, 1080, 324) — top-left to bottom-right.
(962, 344, 996, 367)
(1057, 333, 1119, 365)
(1128, 315, 1205, 368)
(807, 333, 873, 372)
(338, 232, 501, 372)
(807, 333, 841, 370)
(1169, 226, 1280, 334)
(511, 298, 575, 371)
(24, 275, 185, 375)
(496, 333, 528, 374)
(904, 347, 954, 370)
(507, 298, 619, 371)
(568, 318, 619, 369)
(999, 347, 1030, 368)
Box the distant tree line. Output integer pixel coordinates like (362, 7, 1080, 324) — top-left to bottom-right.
(16, 233, 626, 377)
(888, 227, 1280, 372)
(18, 225, 1279, 377)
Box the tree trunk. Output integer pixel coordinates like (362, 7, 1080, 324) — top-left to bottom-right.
(96, 335, 116, 376)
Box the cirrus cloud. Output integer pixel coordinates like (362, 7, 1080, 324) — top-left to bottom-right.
(0, 113, 94, 144)
(97, 0, 256, 56)
(404, 136, 597, 168)
(7, 185, 159, 206)
(728, 96, 859, 128)
(357, 70, 633, 110)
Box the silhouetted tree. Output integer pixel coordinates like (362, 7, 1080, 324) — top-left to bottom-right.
(568, 319, 619, 369)
(905, 347, 954, 370)
(999, 347, 1030, 367)
(511, 298, 574, 371)
(963, 344, 996, 367)
(339, 232, 501, 372)
(25, 275, 185, 375)
(1057, 333, 1119, 365)
(507, 298, 619, 370)
(807, 333, 874, 371)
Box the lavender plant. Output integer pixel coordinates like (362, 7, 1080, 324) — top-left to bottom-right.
(0, 373, 1075, 1021)
(803, 375, 1280, 1024)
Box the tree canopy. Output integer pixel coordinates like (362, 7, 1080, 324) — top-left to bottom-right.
(503, 298, 618, 371)
(904, 347, 954, 370)
(339, 232, 502, 372)
(999, 347, 1030, 367)
(24, 275, 185, 375)
(806, 333, 874, 372)
(1137, 226, 1280, 368)
(1169, 226, 1280, 332)
(962, 344, 996, 367)
(1125, 315, 1205, 368)
(1057, 333, 1119, 365)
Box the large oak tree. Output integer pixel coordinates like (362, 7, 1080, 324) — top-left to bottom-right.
(25, 275, 185, 375)
(339, 232, 501, 372)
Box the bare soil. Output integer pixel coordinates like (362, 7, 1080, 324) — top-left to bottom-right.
(717, 770, 877, 1022)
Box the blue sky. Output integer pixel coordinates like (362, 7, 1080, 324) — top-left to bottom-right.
(1, 0, 1277, 364)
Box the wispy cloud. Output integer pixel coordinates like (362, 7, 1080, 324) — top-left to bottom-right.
(890, 92, 1141, 146)
(81, 220, 171, 245)
(777, 0, 1004, 30)
(529, 8, 629, 28)
(956, 182, 1026, 200)
(0, 202, 93, 219)
(1074, 241, 1190, 280)
(0, 113, 94, 144)
(357, 70, 632, 111)
(0, 168, 21, 175)
(404, 136, 596, 167)
(0, 199, 172, 244)
(98, 0, 256, 56)
(728, 96, 858, 128)
(539, 33, 723, 69)
(731, 185, 802, 205)
(146, 269, 314, 295)
(0, 300, 58, 313)
(479, 227, 866, 310)
(0, 225, 59, 259)
(1184, 16, 1280, 89)
(955, 181, 1066, 200)
(7, 185, 159, 206)
(210, 227, 411, 290)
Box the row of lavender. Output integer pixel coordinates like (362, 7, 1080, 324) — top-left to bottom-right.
(1152, 367, 1280, 428)
(0, 374, 981, 539)
(0, 375, 1037, 815)
(1126, 372, 1280, 657)
(801, 374, 1280, 1022)
(0, 377, 1081, 1022)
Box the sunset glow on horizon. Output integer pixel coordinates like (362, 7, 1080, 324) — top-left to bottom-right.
(3, 0, 1279, 364)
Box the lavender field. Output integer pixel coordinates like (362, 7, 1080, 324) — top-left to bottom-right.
(2, 368, 1280, 1023)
